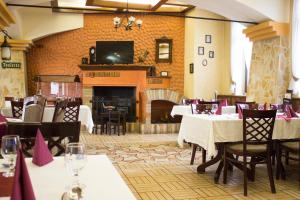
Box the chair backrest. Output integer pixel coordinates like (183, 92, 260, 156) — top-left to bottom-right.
(235, 101, 257, 112)
(23, 95, 46, 122)
(4, 97, 14, 101)
(191, 101, 219, 114)
(242, 109, 276, 150)
(108, 111, 121, 123)
(6, 121, 81, 156)
(11, 100, 24, 119)
(63, 101, 80, 122)
(52, 100, 68, 122)
(183, 99, 201, 105)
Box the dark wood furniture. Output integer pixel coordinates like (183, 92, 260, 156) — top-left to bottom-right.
(6, 121, 81, 156)
(223, 109, 277, 196)
(63, 101, 80, 122)
(276, 139, 300, 180)
(235, 101, 257, 112)
(52, 100, 68, 122)
(4, 97, 14, 101)
(23, 95, 46, 122)
(217, 94, 246, 105)
(11, 100, 24, 119)
(106, 111, 126, 136)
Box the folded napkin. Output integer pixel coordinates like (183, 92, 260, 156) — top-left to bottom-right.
(238, 105, 243, 119)
(287, 105, 298, 118)
(215, 99, 228, 115)
(0, 114, 7, 123)
(283, 105, 292, 121)
(11, 150, 36, 200)
(32, 129, 53, 167)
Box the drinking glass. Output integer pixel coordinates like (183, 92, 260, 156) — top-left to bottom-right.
(65, 143, 87, 198)
(1, 135, 20, 177)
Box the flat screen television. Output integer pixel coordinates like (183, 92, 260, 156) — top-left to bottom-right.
(96, 41, 134, 64)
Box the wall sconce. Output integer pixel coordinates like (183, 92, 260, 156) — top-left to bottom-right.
(1, 30, 12, 61)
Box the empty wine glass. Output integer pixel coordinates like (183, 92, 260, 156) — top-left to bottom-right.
(65, 143, 87, 199)
(1, 135, 20, 177)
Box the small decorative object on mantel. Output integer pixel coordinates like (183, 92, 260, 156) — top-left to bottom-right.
(81, 57, 88, 64)
(209, 51, 214, 58)
(198, 46, 204, 55)
(138, 50, 149, 63)
(202, 59, 208, 66)
(89, 47, 96, 64)
(189, 63, 194, 74)
(160, 71, 169, 77)
(205, 35, 212, 43)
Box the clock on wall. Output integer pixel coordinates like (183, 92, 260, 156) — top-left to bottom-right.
(89, 46, 96, 64)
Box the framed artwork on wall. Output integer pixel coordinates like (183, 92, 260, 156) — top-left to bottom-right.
(189, 63, 194, 74)
(209, 51, 214, 58)
(205, 35, 212, 43)
(198, 46, 204, 55)
(202, 59, 208, 66)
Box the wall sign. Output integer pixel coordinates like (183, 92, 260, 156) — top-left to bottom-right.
(85, 72, 120, 78)
(1, 62, 21, 69)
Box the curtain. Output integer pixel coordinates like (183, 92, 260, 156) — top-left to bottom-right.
(230, 22, 253, 95)
(289, 0, 300, 96)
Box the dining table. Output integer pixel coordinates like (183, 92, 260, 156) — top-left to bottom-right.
(177, 113, 300, 182)
(1, 105, 94, 134)
(0, 155, 136, 200)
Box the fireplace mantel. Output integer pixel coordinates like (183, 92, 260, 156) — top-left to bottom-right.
(78, 64, 152, 71)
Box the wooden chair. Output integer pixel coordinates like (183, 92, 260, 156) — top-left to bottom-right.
(92, 97, 108, 134)
(106, 111, 124, 136)
(276, 139, 300, 180)
(190, 101, 220, 165)
(11, 101, 24, 119)
(6, 121, 81, 157)
(23, 95, 46, 122)
(4, 97, 14, 101)
(52, 100, 68, 122)
(223, 109, 277, 196)
(63, 101, 80, 122)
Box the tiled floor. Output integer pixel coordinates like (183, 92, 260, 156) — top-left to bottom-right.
(81, 133, 300, 200)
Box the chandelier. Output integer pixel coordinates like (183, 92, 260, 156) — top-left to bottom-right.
(113, 0, 142, 31)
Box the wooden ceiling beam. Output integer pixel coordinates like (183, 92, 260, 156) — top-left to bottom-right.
(0, 0, 15, 28)
(151, 0, 168, 11)
(86, 0, 152, 11)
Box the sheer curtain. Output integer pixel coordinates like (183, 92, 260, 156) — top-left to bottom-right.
(230, 22, 253, 95)
(289, 0, 300, 96)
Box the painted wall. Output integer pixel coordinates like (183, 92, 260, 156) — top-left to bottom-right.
(247, 36, 290, 104)
(0, 50, 27, 107)
(184, 8, 231, 100)
(26, 14, 185, 95)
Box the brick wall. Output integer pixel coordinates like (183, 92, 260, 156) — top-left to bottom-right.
(26, 14, 185, 95)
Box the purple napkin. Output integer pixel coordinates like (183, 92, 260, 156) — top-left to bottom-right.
(0, 114, 7, 122)
(238, 105, 243, 119)
(32, 129, 53, 167)
(215, 99, 228, 115)
(287, 105, 298, 118)
(11, 149, 36, 200)
(283, 105, 292, 121)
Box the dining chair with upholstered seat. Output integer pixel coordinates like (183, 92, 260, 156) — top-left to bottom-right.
(223, 109, 277, 196)
(11, 100, 24, 119)
(23, 95, 46, 122)
(63, 101, 80, 122)
(276, 140, 300, 180)
(52, 100, 68, 122)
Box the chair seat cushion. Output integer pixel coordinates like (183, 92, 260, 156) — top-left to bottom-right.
(281, 141, 300, 153)
(227, 143, 267, 154)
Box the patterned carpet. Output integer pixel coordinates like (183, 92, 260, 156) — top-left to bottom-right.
(81, 133, 300, 200)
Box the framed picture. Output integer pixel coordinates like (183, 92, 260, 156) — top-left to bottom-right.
(205, 35, 212, 43)
(198, 46, 204, 55)
(160, 71, 169, 77)
(209, 51, 214, 58)
(189, 63, 194, 74)
(202, 59, 208, 66)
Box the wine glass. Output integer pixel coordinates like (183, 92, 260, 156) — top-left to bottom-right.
(1, 135, 20, 177)
(65, 143, 87, 198)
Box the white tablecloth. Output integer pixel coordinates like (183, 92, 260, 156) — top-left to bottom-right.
(0, 155, 136, 200)
(178, 114, 300, 157)
(171, 105, 192, 117)
(1, 105, 94, 133)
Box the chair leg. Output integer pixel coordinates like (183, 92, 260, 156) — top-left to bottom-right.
(190, 144, 198, 165)
(285, 151, 289, 165)
(202, 149, 206, 163)
(266, 154, 276, 193)
(250, 157, 256, 182)
(223, 149, 228, 184)
(276, 144, 282, 180)
(243, 155, 248, 196)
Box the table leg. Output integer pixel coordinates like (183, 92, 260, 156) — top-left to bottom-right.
(197, 144, 223, 173)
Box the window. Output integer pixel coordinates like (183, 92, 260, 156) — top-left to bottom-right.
(230, 22, 253, 95)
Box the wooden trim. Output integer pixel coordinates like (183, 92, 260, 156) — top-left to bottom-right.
(0, 0, 15, 28)
(0, 38, 32, 51)
(151, 0, 168, 11)
(86, 0, 152, 11)
(79, 64, 152, 71)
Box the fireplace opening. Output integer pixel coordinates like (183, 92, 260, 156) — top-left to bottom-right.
(93, 86, 136, 122)
(151, 100, 182, 124)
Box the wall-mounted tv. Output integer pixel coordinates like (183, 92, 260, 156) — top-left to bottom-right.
(96, 41, 134, 64)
